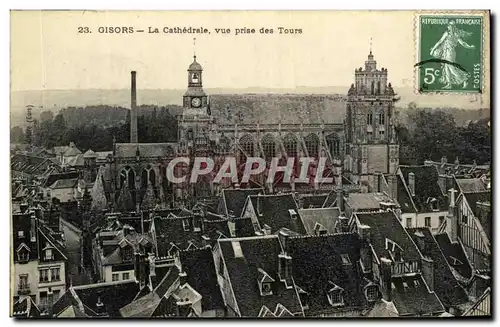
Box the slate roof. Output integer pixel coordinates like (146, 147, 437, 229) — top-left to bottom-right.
(71, 281, 140, 317)
(346, 192, 398, 211)
(152, 215, 203, 258)
(456, 178, 488, 193)
(49, 178, 79, 189)
(390, 274, 445, 316)
(12, 296, 41, 318)
(12, 213, 39, 263)
(99, 229, 154, 266)
(397, 174, 417, 214)
(356, 211, 421, 262)
(409, 228, 469, 308)
(209, 94, 346, 125)
(288, 233, 366, 314)
(247, 193, 306, 235)
(463, 191, 491, 216)
(43, 171, 80, 188)
(424, 160, 490, 178)
(298, 193, 328, 209)
(218, 236, 304, 317)
(220, 188, 264, 218)
(179, 247, 225, 311)
(434, 233, 473, 280)
(115, 143, 176, 158)
(11, 154, 55, 175)
(399, 165, 447, 213)
(297, 208, 340, 235)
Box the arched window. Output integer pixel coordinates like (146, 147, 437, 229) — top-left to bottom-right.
(304, 133, 319, 158)
(195, 134, 209, 149)
(377, 81, 381, 94)
(239, 134, 254, 158)
(141, 165, 156, 189)
(261, 134, 276, 159)
(119, 166, 136, 190)
(378, 112, 385, 125)
(367, 113, 373, 125)
(326, 134, 341, 158)
(283, 133, 298, 157)
(371, 81, 375, 95)
(192, 73, 199, 83)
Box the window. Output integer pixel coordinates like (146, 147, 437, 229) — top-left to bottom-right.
(462, 215, 468, 224)
(327, 289, 344, 307)
(19, 274, 28, 289)
(239, 134, 255, 159)
(122, 272, 130, 280)
(112, 273, 119, 281)
(122, 247, 133, 261)
(304, 133, 319, 158)
(39, 269, 49, 283)
(51, 268, 60, 281)
(182, 219, 190, 231)
(406, 218, 412, 228)
(414, 280, 420, 286)
(379, 130, 385, 139)
(17, 251, 29, 262)
(378, 113, 385, 125)
(261, 134, 276, 159)
(283, 133, 298, 157)
(424, 217, 431, 227)
(340, 254, 351, 265)
(367, 113, 373, 125)
(18, 231, 25, 238)
(45, 248, 53, 260)
(365, 285, 379, 302)
(261, 282, 273, 296)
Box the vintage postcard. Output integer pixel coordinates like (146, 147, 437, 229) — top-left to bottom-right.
(10, 10, 491, 318)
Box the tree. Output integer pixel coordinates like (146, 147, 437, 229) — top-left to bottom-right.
(40, 111, 54, 123)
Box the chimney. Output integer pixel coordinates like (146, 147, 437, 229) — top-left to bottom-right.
(408, 172, 415, 197)
(95, 293, 107, 316)
(278, 229, 289, 255)
(454, 157, 459, 166)
(176, 298, 192, 317)
(148, 253, 156, 278)
(387, 174, 398, 201)
(262, 224, 272, 235)
(338, 212, 349, 232)
(358, 225, 372, 272)
(447, 188, 458, 242)
(336, 188, 344, 211)
(380, 258, 392, 302)
(30, 212, 37, 243)
(421, 257, 435, 292)
(130, 71, 138, 143)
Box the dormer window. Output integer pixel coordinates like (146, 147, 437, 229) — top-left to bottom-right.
(364, 284, 379, 302)
(288, 209, 298, 220)
(386, 238, 404, 262)
(45, 248, 53, 261)
(258, 268, 275, 296)
(327, 283, 344, 307)
(182, 219, 190, 231)
(340, 254, 351, 265)
(16, 243, 30, 263)
(314, 222, 327, 236)
(428, 198, 439, 211)
(18, 231, 25, 238)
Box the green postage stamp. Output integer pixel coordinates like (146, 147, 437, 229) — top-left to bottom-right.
(416, 13, 486, 93)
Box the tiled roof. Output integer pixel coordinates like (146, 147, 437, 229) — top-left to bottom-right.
(409, 228, 469, 308)
(153, 215, 203, 258)
(180, 247, 225, 311)
(356, 211, 421, 262)
(209, 94, 346, 125)
(247, 193, 306, 235)
(288, 233, 366, 314)
(49, 178, 79, 189)
(119, 292, 162, 317)
(434, 233, 473, 280)
(397, 174, 417, 214)
(115, 143, 176, 158)
(218, 236, 303, 317)
(399, 165, 447, 213)
(220, 188, 264, 218)
(43, 171, 80, 188)
(11, 154, 54, 175)
(297, 207, 340, 235)
(12, 296, 40, 318)
(298, 193, 328, 209)
(391, 274, 445, 316)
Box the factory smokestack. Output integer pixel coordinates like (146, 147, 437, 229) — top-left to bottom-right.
(130, 71, 138, 143)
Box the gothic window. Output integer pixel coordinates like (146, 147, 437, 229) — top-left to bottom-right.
(377, 81, 381, 94)
(141, 165, 156, 189)
(367, 113, 373, 125)
(304, 133, 319, 158)
(195, 134, 209, 150)
(120, 166, 135, 190)
(239, 134, 255, 158)
(195, 176, 211, 198)
(378, 113, 385, 125)
(326, 133, 341, 157)
(261, 133, 276, 159)
(371, 81, 375, 95)
(283, 133, 298, 157)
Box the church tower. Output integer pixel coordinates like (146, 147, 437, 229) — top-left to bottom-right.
(344, 48, 399, 190)
(182, 55, 208, 111)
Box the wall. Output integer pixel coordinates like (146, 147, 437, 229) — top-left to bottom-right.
(13, 261, 39, 301)
(103, 266, 135, 283)
(49, 187, 76, 202)
(416, 211, 447, 232)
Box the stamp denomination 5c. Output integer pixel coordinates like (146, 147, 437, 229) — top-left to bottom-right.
(417, 14, 484, 93)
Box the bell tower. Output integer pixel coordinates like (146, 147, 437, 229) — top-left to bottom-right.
(183, 54, 208, 110)
(344, 43, 399, 189)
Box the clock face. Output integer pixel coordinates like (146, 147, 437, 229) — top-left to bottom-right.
(191, 97, 201, 108)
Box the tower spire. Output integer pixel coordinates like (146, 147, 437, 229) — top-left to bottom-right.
(369, 37, 372, 55)
(193, 37, 197, 60)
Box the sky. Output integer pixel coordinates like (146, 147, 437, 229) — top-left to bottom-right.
(10, 10, 490, 107)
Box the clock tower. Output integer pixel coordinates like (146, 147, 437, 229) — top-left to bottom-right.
(183, 55, 208, 111)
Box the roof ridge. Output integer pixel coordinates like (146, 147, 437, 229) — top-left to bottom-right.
(289, 231, 356, 239)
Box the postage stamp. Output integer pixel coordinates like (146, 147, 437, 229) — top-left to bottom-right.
(416, 14, 484, 93)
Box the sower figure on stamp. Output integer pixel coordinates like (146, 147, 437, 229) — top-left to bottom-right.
(430, 21, 475, 89)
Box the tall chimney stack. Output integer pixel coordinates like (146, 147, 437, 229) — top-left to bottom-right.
(130, 71, 138, 143)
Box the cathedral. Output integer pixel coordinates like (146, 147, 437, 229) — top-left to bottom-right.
(89, 50, 399, 211)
